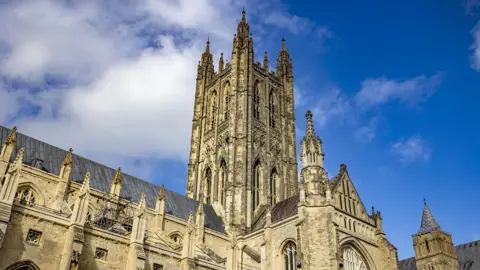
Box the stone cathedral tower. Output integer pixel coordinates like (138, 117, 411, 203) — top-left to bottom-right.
(186, 10, 298, 234)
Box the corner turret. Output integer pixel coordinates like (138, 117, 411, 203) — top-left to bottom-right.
(411, 200, 459, 269)
(299, 111, 330, 202)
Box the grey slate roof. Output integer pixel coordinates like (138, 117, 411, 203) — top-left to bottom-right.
(417, 202, 442, 235)
(0, 125, 226, 234)
(398, 240, 480, 270)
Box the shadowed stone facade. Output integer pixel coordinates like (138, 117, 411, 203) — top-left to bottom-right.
(0, 10, 477, 270)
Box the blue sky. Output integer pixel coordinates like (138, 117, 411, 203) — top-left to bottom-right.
(0, 0, 479, 260)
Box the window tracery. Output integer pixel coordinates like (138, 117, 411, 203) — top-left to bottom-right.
(269, 91, 277, 128)
(253, 84, 260, 119)
(205, 168, 212, 204)
(15, 188, 36, 206)
(342, 246, 369, 270)
(224, 83, 230, 121)
(283, 241, 297, 270)
(208, 91, 217, 130)
(270, 168, 278, 204)
(253, 160, 262, 210)
(219, 160, 227, 207)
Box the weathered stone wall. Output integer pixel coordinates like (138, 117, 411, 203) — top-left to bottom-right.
(0, 212, 68, 269)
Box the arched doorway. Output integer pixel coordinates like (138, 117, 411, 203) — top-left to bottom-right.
(5, 260, 40, 270)
(342, 246, 369, 270)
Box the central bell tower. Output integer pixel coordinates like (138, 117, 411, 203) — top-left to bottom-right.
(186, 10, 298, 234)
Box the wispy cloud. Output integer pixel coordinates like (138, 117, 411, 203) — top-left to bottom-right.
(470, 22, 480, 71)
(310, 88, 351, 127)
(354, 116, 378, 143)
(463, 0, 480, 16)
(391, 136, 431, 165)
(264, 11, 333, 39)
(356, 73, 444, 108)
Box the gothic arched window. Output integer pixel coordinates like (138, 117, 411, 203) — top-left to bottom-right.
(224, 83, 230, 121)
(205, 168, 212, 204)
(269, 91, 277, 128)
(253, 84, 260, 120)
(208, 91, 217, 130)
(283, 241, 297, 270)
(270, 168, 278, 204)
(219, 160, 227, 206)
(15, 188, 36, 206)
(342, 246, 369, 270)
(253, 160, 262, 210)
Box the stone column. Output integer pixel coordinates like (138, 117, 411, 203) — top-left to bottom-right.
(58, 172, 91, 270)
(126, 193, 147, 270)
(180, 212, 196, 270)
(0, 148, 24, 249)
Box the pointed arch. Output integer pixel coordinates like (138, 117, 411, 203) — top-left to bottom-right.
(15, 182, 45, 206)
(5, 260, 41, 270)
(269, 90, 278, 128)
(270, 168, 279, 204)
(208, 91, 217, 130)
(279, 239, 297, 270)
(223, 82, 231, 121)
(218, 159, 227, 207)
(252, 159, 263, 210)
(253, 82, 261, 120)
(205, 167, 213, 204)
(340, 237, 377, 270)
(168, 231, 184, 244)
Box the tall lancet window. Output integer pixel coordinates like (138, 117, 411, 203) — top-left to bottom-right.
(269, 91, 277, 128)
(205, 168, 212, 204)
(253, 84, 260, 119)
(253, 160, 262, 210)
(219, 160, 227, 206)
(209, 91, 217, 130)
(270, 168, 278, 204)
(283, 241, 297, 270)
(223, 83, 230, 121)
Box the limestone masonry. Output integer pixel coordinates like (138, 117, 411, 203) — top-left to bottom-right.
(0, 10, 478, 270)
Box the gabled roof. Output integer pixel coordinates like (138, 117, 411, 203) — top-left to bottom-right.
(0, 125, 226, 234)
(398, 240, 480, 270)
(251, 195, 299, 231)
(416, 201, 442, 235)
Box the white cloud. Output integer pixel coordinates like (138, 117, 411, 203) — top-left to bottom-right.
(356, 73, 443, 108)
(354, 116, 378, 143)
(391, 136, 431, 164)
(470, 22, 480, 71)
(0, 0, 328, 178)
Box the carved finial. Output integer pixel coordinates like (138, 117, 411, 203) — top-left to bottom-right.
(281, 36, 286, 51)
(158, 184, 165, 201)
(306, 110, 314, 136)
(6, 126, 17, 145)
(423, 198, 426, 205)
(205, 37, 210, 53)
(241, 8, 246, 22)
(188, 211, 194, 225)
(113, 167, 122, 185)
(371, 206, 375, 216)
(197, 202, 204, 215)
(80, 172, 91, 194)
(63, 148, 73, 166)
(138, 192, 146, 210)
(13, 147, 25, 169)
(340, 164, 347, 172)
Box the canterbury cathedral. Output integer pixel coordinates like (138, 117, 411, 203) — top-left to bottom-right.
(0, 11, 478, 270)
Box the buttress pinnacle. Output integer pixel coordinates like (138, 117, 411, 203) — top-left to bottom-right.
(306, 110, 315, 136)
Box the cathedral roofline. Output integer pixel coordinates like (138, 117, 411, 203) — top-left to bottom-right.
(0, 125, 226, 234)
